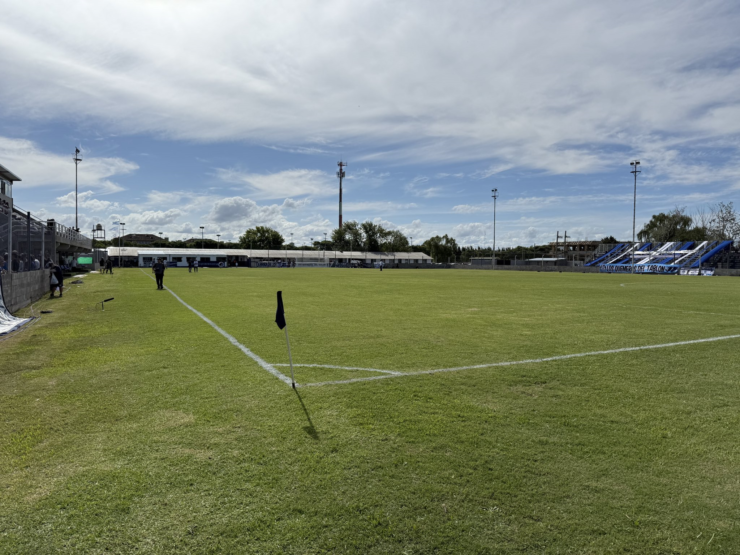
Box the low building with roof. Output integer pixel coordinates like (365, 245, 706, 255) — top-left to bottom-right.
(105, 247, 432, 268)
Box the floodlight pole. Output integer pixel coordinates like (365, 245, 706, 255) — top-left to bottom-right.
(324, 232, 327, 262)
(337, 161, 347, 228)
(119, 222, 125, 267)
(200, 226, 204, 250)
(630, 161, 641, 274)
(73, 148, 82, 231)
(216, 234, 220, 249)
(491, 189, 498, 270)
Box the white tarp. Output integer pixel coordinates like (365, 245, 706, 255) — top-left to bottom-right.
(0, 278, 30, 335)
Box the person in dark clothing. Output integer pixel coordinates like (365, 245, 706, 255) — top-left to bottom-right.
(152, 258, 166, 289)
(106, 258, 113, 274)
(50, 264, 64, 298)
(188, 259, 193, 273)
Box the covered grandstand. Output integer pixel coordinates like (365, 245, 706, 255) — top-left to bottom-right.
(587, 241, 736, 274)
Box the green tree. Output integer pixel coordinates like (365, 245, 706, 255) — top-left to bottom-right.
(422, 235, 459, 263)
(708, 202, 740, 240)
(331, 221, 364, 251)
(381, 230, 409, 252)
(238, 226, 284, 249)
(360, 221, 389, 251)
(637, 208, 703, 242)
(600, 235, 619, 244)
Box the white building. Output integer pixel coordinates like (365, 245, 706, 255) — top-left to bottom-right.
(106, 247, 432, 268)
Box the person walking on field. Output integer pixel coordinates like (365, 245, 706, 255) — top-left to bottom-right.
(152, 258, 166, 290)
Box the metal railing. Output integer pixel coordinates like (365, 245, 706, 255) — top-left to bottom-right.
(0, 202, 92, 274)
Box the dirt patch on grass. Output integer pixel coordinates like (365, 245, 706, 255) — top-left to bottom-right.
(153, 410, 195, 429)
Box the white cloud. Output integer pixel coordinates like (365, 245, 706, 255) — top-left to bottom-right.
(207, 196, 282, 224)
(0, 136, 137, 193)
(122, 209, 184, 228)
(3, 1, 739, 179)
(215, 168, 334, 199)
(55, 190, 119, 211)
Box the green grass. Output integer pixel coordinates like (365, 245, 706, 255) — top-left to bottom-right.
(1, 268, 740, 553)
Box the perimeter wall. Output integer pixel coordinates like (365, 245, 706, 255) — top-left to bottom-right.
(0, 269, 48, 313)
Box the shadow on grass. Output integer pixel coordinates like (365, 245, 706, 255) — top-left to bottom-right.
(294, 389, 319, 440)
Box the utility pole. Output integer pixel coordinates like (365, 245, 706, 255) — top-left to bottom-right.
(630, 160, 641, 274)
(337, 161, 347, 229)
(73, 148, 82, 231)
(563, 230, 569, 265)
(491, 189, 498, 270)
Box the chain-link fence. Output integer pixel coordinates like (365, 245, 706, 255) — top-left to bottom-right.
(0, 204, 56, 273)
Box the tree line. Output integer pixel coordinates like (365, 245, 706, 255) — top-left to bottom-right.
(637, 202, 739, 243)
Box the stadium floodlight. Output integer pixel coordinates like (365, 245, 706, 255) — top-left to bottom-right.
(119, 222, 125, 267)
(630, 161, 641, 274)
(73, 148, 82, 231)
(200, 226, 205, 250)
(491, 189, 498, 270)
(216, 234, 220, 249)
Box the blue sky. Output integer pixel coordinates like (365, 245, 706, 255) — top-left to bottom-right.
(1, 0, 739, 247)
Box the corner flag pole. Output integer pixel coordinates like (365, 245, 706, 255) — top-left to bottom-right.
(284, 326, 295, 388)
(275, 291, 295, 388)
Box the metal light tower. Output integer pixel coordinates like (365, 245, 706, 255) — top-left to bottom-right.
(73, 148, 82, 231)
(216, 234, 221, 249)
(119, 222, 125, 267)
(200, 226, 205, 249)
(337, 161, 347, 228)
(630, 160, 641, 274)
(324, 232, 327, 261)
(491, 189, 498, 270)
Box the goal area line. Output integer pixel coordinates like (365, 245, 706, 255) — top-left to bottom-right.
(142, 271, 740, 389)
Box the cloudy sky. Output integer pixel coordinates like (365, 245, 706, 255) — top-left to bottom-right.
(2, 0, 739, 247)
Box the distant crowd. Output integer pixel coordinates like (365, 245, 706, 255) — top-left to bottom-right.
(0, 250, 55, 274)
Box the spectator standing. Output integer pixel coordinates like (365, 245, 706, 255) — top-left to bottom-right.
(194, 260, 199, 272)
(188, 259, 193, 273)
(49, 264, 64, 298)
(106, 258, 113, 274)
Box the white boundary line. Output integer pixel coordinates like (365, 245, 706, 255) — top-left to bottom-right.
(293, 334, 740, 387)
(140, 270, 293, 386)
(274, 363, 401, 375)
(140, 270, 740, 389)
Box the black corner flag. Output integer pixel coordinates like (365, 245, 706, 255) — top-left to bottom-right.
(276, 291, 294, 387)
(276, 291, 286, 329)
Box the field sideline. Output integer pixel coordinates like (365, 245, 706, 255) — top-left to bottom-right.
(2, 268, 740, 553)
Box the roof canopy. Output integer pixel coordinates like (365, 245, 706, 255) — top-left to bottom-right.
(0, 163, 21, 182)
(106, 247, 431, 260)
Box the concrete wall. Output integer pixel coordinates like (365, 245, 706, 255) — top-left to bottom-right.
(0, 270, 50, 313)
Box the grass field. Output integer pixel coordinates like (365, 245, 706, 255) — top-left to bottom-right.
(2, 268, 740, 553)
